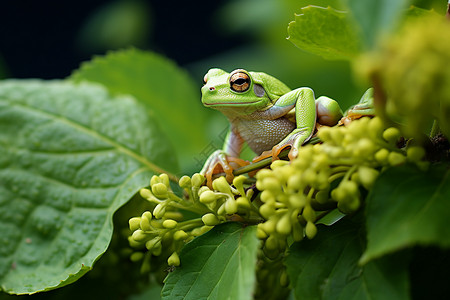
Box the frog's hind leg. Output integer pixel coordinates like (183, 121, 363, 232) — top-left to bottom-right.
(316, 96, 343, 126)
(340, 88, 375, 125)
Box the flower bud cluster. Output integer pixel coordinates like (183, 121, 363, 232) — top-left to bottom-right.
(128, 173, 257, 267)
(254, 117, 427, 257)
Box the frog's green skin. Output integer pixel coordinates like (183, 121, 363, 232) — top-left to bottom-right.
(200, 68, 343, 179)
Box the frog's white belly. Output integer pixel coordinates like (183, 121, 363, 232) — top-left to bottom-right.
(232, 117, 295, 154)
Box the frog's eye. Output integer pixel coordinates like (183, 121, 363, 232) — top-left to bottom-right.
(230, 71, 251, 93)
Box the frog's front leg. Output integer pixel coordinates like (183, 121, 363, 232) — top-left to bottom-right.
(272, 87, 317, 160)
(200, 125, 249, 186)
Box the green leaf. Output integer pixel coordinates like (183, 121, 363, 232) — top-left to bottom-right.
(0, 80, 177, 294)
(162, 223, 260, 300)
(286, 218, 410, 300)
(361, 164, 450, 264)
(71, 49, 209, 172)
(287, 6, 362, 60)
(344, 0, 408, 49)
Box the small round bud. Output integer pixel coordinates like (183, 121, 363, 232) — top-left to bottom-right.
(130, 252, 144, 262)
(212, 177, 232, 194)
(265, 235, 279, 251)
(236, 196, 251, 210)
(259, 177, 281, 192)
(198, 186, 210, 196)
(202, 213, 220, 226)
(129, 217, 141, 231)
(302, 205, 316, 223)
(280, 270, 289, 287)
(140, 213, 153, 232)
(163, 219, 178, 229)
(407, 146, 425, 162)
(159, 174, 170, 187)
(358, 166, 379, 190)
(383, 127, 401, 144)
(368, 117, 384, 137)
(174, 230, 189, 241)
(305, 221, 317, 239)
(224, 198, 238, 215)
(152, 183, 169, 199)
(388, 152, 406, 166)
(375, 148, 390, 164)
(256, 227, 268, 239)
(315, 190, 329, 204)
(276, 213, 292, 235)
(150, 175, 161, 186)
(260, 203, 275, 219)
(289, 194, 306, 208)
(179, 176, 192, 189)
(191, 173, 205, 188)
(139, 188, 152, 200)
(292, 221, 304, 242)
(199, 190, 218, 204)
(145, 238, 160, 251)
(131, 229, 148, 243)
(271, 160, 289, 169)
(153, 203, 166, 219)
(168, 252, 180, 267)
(260, 190, 275, 203)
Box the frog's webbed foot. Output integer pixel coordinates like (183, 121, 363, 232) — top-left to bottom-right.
(200, 150, 249, 188)
(340, 88, 375, 125)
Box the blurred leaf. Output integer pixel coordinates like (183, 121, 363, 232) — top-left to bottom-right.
(162, 223, 259, 300)
(72, 49, 208, 172)
(344, 0, 409, 49)
(0, 80, 176, 294)
(286, 218, 410, 300)
(361, 164, 450, 264)
(76, 0, 151, 53)
(288, 6, 362, 60)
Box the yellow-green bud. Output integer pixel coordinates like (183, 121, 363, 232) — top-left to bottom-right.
(260, 203, 275, 219)
(288, 194, 305, 208)
(131, 229, 148, 243)
(292, 221, 304, 242)
(160, 173, 170, 187)
(140, 212, 153, 232)
(130, 252, 144, 262)
(315, 190, 329, 204)
(139, 188, 152, 200)
(152, 244, 162, 256)
(265, 235, 279, 251)
(258, 177, 281, 192)
(287, 174, 303, 190)
(271, 160, 289, 169)
(302, 205, 316, 223)
(198, 186, 210, 196)
(191, 173, 205, 188)
(407, 146, 425, 162)
(202, 213, 220, 226)
(375, 148, 390, 164)
(129, 217, 141, 231)
(153, 203, 166, 219)
(179, 175, 191, 189)
(236, 196, 251, 210)
(145, 238, 160, 251)
(168, 252, 180, 267)
(368, 117, 384, 138)
(280, 270, 289, 287)
(163, 219, 178, 229)
(305, 221, 317, 239)
(388, 152, 406, 166)
(152, 183, 169, 199)
(224, 198, 238, 215)
(199, 190, 218, 203)
(174, 230, 189, 241)
(260, 218, 277, 234)
(150, 175, 160, 186)
(276, 213, 292, 235)
(383, 127, 401, 144)
(212, 176, 231, 194)
(260, 190, 275, 203)
(256, 227, 268, 239)
(358, 166, 379, 190)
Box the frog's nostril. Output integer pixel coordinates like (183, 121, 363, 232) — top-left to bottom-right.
(209, 87, 215, 91)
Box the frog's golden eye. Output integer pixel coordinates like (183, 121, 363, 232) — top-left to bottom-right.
(230, 71, 251, 93)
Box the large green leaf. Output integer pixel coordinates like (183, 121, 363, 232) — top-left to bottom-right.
(361, 164, 450, 264)
(0, 80, 177, 294)
(162, 223, 260, 300)
(71, 49, 209, 172)
(286, 218, 410, 300)
(287, 6, 362, 60)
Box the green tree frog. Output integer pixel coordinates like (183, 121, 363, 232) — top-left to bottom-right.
(200, 68, 346, 183)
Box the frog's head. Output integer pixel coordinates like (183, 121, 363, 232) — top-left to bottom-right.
(201, 68, 290, 116)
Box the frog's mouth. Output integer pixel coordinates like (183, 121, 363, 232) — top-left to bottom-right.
(204, 100, 260, 106)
